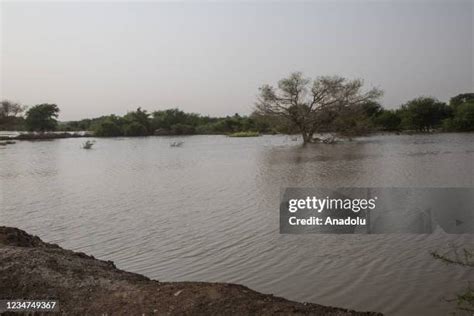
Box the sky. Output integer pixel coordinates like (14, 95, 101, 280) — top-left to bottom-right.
(1, 0, 473, 121)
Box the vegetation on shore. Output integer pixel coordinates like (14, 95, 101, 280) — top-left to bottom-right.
(1, 74, 472, 140)
(255, 73, 473, 142)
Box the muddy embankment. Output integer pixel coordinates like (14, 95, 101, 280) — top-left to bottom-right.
(0, 227, 382, 315)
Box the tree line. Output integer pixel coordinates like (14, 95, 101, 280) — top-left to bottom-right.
(64, 108, 279, 137)
(255, 73, 473, 142)
(1, 73, 473, 142)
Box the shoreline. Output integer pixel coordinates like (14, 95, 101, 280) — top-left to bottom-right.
(0, 130, 470, 142)
(0, 226, 382, 315)
(0, 132, 91, 141)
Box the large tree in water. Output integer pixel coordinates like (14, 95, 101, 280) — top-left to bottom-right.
(255, 72, 383, 143)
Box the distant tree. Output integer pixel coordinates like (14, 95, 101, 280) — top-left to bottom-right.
(399, 97, 451, 132)
(211, 117, 245, 133)
(443, 93, 474, 132)
(0, 100, 26, 130)
(331, 105, 373, 137)
(123, 121, 148, 136)
(0, 100, 25, 119)
(255, 72, 383, 143)
(443, 101, 474, 132)
(170, 123, 196, 135)
(373, 110, 401, 131)
(94, 117, 124, 137)
(59, 119, 93, 131)
(454, 102, 474, 131)
(450, 93, 474, 108)
(250, 111, 297, 134)
(361, 101, 383, 118)
(24, 104, 60, 132)
(151, 108, 204, 134)
(152, 109, 187, 130)
(124, 107, 151, 134)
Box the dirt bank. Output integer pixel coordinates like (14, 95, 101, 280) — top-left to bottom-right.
(0, 227, 382, 315)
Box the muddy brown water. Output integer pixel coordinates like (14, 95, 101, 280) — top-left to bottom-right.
(1, 133, 473, 315)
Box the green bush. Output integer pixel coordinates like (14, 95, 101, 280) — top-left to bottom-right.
(169, 123, 195, 135)
(94, 120, 123, 137)
(443, 102, 474, 132)
(25, 104, 60, 132)
(399, 97, 451, 131)
(123, 122, 148, 136)
(373, 110, 401, 131)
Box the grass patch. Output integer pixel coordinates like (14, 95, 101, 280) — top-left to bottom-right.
(228, 131, 261, 137)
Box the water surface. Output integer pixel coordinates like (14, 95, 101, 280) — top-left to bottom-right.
(1, 134, 473, 315)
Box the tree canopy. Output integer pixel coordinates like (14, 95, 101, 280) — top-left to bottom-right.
(450, 93, 474, 108)
(255, 72, 383, 143)
(0, 100, 26, 130)
(398, 97, 451, 132)
(0, 100, 25, 119)
(24, 104, 60, 132)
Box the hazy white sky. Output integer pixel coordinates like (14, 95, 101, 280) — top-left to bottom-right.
(1, 0, 473, 121)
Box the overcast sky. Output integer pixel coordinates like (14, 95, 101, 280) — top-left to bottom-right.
(1, 0, 473, 121)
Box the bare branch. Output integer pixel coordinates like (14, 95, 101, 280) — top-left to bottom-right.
(254, 72, 383, 143)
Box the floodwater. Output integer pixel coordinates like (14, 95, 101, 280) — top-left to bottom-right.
(1, 133, 473, 315)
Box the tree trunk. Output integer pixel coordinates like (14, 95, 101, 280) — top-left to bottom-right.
(302, 131, 313, 143)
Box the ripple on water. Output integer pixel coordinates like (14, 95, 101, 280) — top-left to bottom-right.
(1, 134, 473, 315)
